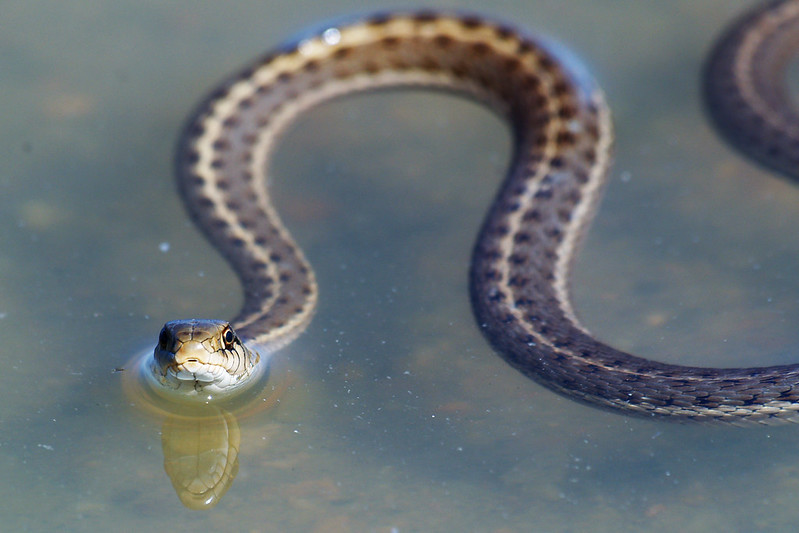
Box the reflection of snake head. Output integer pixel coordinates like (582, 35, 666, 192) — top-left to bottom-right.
(161, 408, 241, 511)
(148, 319, 263, 399)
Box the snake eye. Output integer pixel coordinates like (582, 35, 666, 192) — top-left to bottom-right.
(158, 327, 169, 350)
(222, 327, 236, 347)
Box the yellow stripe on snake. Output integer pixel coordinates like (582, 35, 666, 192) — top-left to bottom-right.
(142, 1, 799, 423)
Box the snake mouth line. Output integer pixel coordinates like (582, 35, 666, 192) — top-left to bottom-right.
(167, 363, 223, 384)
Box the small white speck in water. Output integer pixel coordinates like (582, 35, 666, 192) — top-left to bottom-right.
(322, 28, 341, 46)
(158, 241, 170, 253)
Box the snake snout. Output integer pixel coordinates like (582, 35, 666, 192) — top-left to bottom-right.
(167, 341, 214, 378)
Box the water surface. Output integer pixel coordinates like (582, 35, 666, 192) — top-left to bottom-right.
(5, 0, 799, 531)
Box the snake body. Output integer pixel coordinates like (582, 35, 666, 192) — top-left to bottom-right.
(148, 2, 799, 422)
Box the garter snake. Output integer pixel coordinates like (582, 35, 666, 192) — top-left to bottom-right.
(143, 2, 799, 422)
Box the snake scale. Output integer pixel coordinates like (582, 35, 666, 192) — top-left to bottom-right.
(143, 1, 799, 423)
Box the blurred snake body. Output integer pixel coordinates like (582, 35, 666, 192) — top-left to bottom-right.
(147, 1, 799, 422)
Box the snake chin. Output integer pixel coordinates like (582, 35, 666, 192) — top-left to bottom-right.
(169, 362, 226, 385)
(139, 354, 263, 404)
(151, 360, 249, 400)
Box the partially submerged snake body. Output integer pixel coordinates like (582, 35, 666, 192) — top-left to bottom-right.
(147, 2, 799, 422)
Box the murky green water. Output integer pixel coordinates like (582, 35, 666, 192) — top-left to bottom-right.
(6, 0, 799, 531)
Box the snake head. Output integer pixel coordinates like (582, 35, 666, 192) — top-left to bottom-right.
(149, 319, 261, 398)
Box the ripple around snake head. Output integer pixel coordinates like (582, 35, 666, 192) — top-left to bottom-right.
(121, 344, 281, 420)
